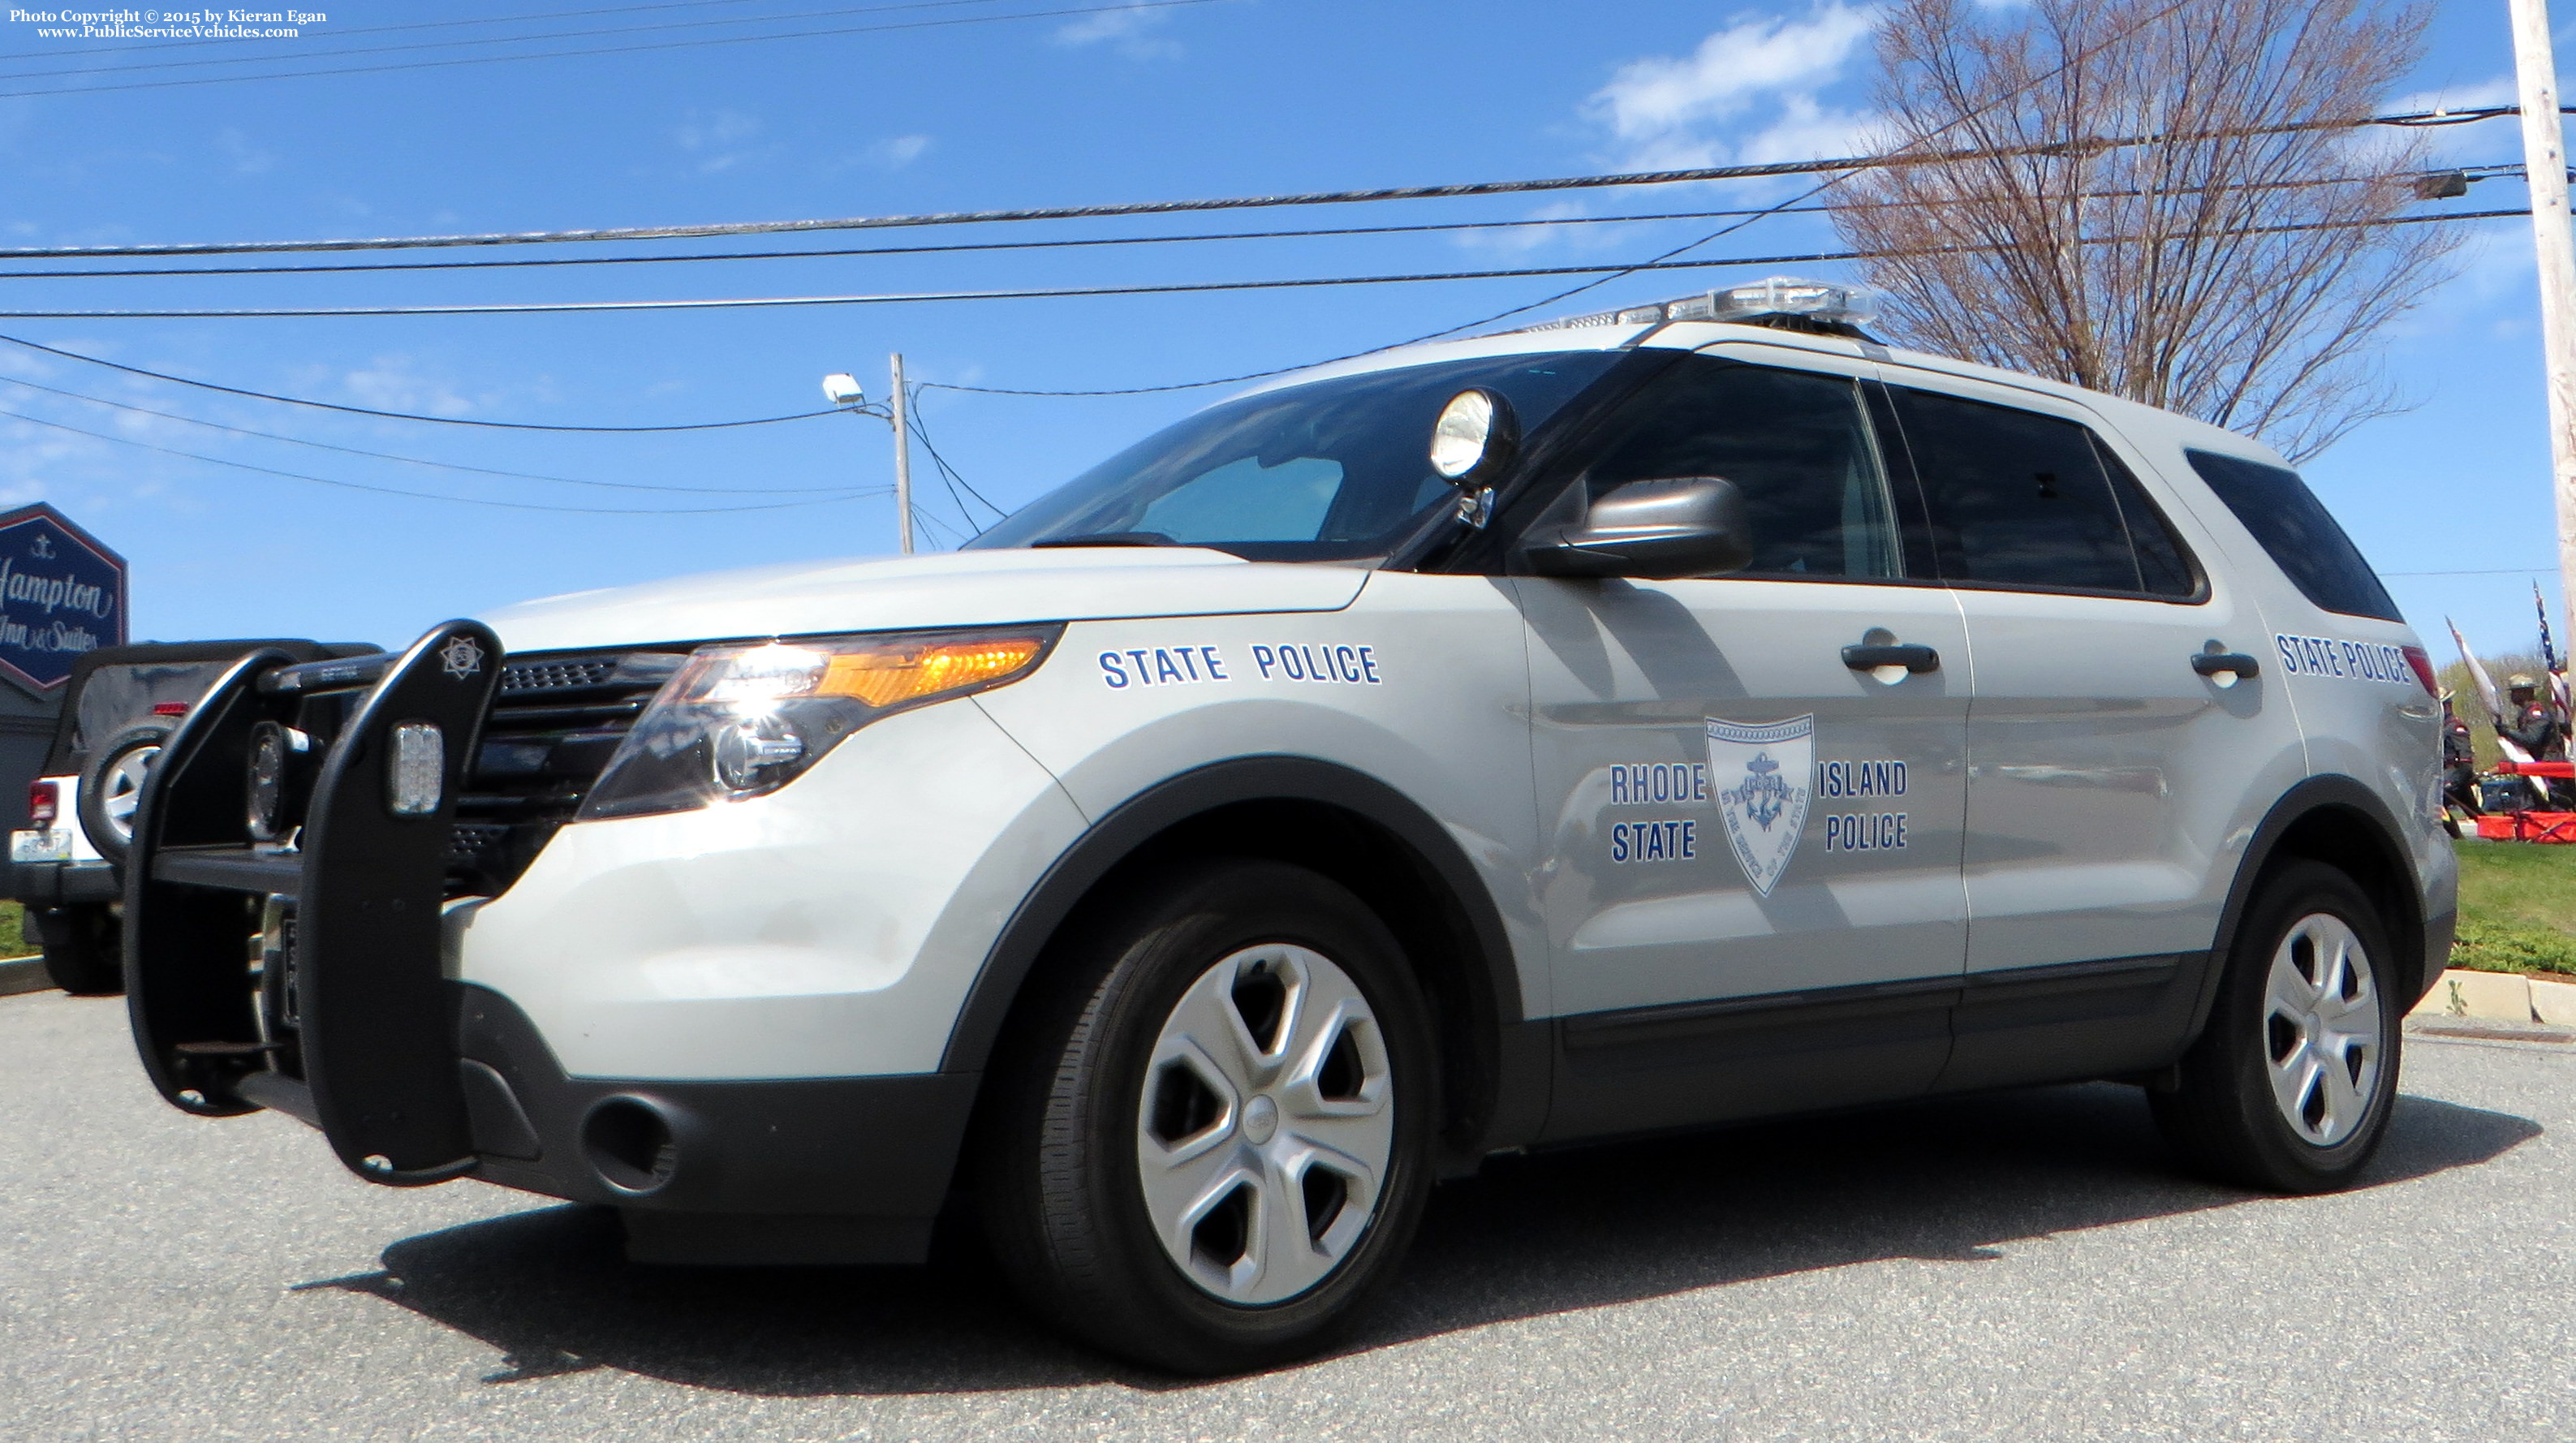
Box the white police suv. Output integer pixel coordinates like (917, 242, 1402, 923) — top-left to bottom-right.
(122, 281, 2453, 1373)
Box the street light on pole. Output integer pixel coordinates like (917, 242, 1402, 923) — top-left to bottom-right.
(820, 360, 915, 556)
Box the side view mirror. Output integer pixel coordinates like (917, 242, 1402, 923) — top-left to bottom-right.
(1519, 476, 1753, 579)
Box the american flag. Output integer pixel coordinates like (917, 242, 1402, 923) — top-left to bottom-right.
(2542, 583, 2570, 719)
(2541, 582, 2562, 674)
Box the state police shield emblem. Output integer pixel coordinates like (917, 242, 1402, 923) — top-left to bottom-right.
(1707, 715, 1814, 898)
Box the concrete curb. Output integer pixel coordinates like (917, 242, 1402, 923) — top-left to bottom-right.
(0, 954, 48, 997)
(2407, 1014, 2576, 1045)
(2410, 968, 2576, 1027)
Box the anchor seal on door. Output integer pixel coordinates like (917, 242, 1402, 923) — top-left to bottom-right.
(1707, 714, 1814, 898)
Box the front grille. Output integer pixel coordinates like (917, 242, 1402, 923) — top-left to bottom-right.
(448, 649, 685, 896)
(501, 658, 620, 693)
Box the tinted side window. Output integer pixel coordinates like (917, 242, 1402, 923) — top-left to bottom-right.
(2100, 447, 2200, 598)
(2184, 450, 2399, 621)
(1576, 358, 1905, 579)
(1891, 387, 2195, 597)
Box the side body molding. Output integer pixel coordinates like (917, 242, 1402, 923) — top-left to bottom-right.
(939, 755, 1549, 1161)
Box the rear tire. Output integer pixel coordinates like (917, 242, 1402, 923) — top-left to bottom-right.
(34, 905, 123, 996)
(978, 859, 1437, 1374)
(2152, 861, 2400, 1192)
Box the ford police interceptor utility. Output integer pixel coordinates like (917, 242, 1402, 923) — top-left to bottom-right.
(119, 280, 2453, 1373)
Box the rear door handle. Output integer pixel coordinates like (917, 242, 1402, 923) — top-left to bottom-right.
(1842, 643, 1941, 674)
(2191, 652, 2261, 683)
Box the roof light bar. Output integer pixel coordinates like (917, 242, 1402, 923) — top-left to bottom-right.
(1524, 275, 1880, 335)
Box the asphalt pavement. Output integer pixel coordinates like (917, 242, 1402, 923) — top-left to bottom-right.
(5, 987, 2571, 1442)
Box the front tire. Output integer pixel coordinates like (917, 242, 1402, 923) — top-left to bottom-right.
(2152, 861, 2401, 1192)
(979, 859, 1437, 1374)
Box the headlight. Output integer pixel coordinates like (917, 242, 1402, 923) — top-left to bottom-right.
(576, 626, 1059, 821)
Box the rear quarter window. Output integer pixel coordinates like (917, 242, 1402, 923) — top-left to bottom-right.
(2182, 450, 2400, 622)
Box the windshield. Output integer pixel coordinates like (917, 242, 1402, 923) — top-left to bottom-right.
(968, 352, 1625, 561)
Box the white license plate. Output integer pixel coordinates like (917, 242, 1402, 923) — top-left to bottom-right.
(9, 829, 70, 864)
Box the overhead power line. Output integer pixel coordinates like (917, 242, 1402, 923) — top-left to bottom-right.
(0, 169, 2501, 282)
(0, 106, 2545, 262)
(0, 0, 1222, 101)
(1391, 0, 2302, 359)
(0, 208, 1822, 280)
(903, 0, 2518, 401)
(0, 252, 1969, 317)
(904, 408, 1006, 523)
(0, 373, 856, 494)
(0, 333, 834, 431)
(0, 209, 2518, 321)
(0, 406, 886, 514)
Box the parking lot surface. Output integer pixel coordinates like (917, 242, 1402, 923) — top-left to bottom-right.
(4, 988, 2571, 1442)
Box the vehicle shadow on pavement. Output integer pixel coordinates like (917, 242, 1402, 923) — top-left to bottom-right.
(308, 1082, 2538, 1394)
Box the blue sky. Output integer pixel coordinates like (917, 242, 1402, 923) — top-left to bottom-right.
(0, 0, 2565, 664)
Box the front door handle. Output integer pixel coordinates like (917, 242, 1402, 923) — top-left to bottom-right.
(1842, 642, 1941, 674)
(2191, 652, 2261, 686)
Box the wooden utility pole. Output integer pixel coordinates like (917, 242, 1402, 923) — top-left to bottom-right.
(2510, 0, 2576, 646)
(888, 352, 916, 556)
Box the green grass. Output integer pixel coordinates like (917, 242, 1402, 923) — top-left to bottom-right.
(0, 901, 27, 960)
(2452, 838, 2576, 976)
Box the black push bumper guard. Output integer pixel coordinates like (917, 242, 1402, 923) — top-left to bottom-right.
(120, 622, 983, 1254)
(124, 622, 505, 1185)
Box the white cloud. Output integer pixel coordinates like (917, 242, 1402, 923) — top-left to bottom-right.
(1736, 92, 1879, 166)
(1452, 200, 1622, 256)
(217, 127, 275, 176)
(869, 133, 933, 169)
(1054, 2, 1182, 60)
(2380, 76, 2526, 166)
(330, 356, 481, 418)
(1576, 3, 1882, 191)
(673, 107, 769, 174)
(0, 347, 58, 384)
(1591, 4, 1876, 144)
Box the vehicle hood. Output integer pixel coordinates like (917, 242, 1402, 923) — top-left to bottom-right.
(481, 546, 1368, 653)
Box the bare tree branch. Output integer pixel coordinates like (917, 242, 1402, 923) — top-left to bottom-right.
(1834, 0, 2458, 463)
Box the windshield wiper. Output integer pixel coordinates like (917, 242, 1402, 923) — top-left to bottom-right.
(1029, 531, 1182, 549)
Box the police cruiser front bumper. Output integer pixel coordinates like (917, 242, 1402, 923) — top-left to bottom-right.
(122, 622, 990, 1263)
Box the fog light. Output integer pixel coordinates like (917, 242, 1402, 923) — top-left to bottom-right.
(387, 721, 445, 816)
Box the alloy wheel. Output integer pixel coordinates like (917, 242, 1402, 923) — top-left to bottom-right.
(98, 743, 159, 846)
(2261, 912, 2382, 1147)
(1134, 942, 1394, 1306)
